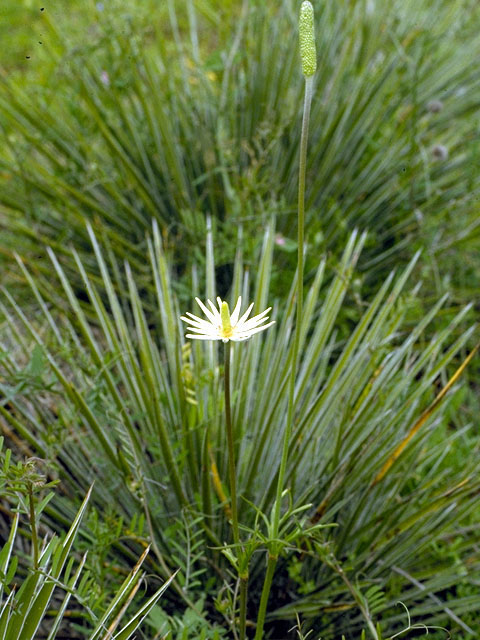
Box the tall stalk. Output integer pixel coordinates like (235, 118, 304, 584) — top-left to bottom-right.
(254, 3, 316, 638)
(224, 341, 239, 547)
(272, 73, 313, 537)
(224, 341, 248, 640)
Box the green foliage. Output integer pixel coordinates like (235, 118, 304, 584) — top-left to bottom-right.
(0, 437, 175, 639)
(0, 0, 479, 297)
(147, 599, 227, 640)
(165, 512, 208, 593)
(1, 0, 480, 638)
(0, 222, 478, 636)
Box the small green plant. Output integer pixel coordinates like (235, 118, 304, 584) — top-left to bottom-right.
(147, 598, 228, 640)
(0, 438, 175, 639)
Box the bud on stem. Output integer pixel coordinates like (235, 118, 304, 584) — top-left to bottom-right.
(299, 1, 317, 77)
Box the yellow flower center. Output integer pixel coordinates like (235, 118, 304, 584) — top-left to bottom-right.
(220, 301, 234, 338)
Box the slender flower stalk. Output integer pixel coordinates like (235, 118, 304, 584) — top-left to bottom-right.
(224, 340, 239, 546)
(255, 3, 316, 638)
(276, 0, 316, 542)
(181, 295, 274, 540)
(182, 296, 274, 640)
(224, 341, 248, 640)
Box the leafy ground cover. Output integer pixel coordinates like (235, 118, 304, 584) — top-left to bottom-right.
(0, 0, 480, 638)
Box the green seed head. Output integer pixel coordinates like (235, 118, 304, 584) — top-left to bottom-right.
(299, 1, 317, 77)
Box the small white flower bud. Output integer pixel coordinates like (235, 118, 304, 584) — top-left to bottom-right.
(427, 100, 443, 114)
(432, 144, 449, 161)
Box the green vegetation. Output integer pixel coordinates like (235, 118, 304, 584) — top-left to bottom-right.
(0, 438, 175, 638)
(0, 0, 479, 638)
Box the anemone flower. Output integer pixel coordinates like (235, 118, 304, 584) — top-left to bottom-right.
(181, 296, 274, 342)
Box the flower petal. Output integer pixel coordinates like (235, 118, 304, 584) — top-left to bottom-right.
(234, 321, 275, 338)
(238, 308, 271, 329)
(185, 326, 218, 335)
(181, 313, 213, 329)
(237, 301, 255, 325)
(207, 298, 223, 322)
(230, 296, 242, 326)
(195, 297, 219, 324)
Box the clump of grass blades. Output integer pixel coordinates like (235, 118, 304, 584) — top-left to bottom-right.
(1, 220, 479, 637)
(0, 0, 480, 302)
(0, 438, 175, 639)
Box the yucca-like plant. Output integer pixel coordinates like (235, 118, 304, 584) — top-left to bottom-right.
(1, 1, 479, 638)
(0, 218, 478, 637)
(0, 438, 175, 639)
(1, 0, 480, 294)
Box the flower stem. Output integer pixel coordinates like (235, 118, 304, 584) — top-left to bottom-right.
(255, 74, 314, 640)
(225, 341, 248, 640)
(273, 74, 313, 538)
(254, 554, 277, 640)
(224, 341, 239, 546)
(239, 575, 248, 640)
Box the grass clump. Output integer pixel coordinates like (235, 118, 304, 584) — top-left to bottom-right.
(1, 0, 479, 293)
(1, 219, 478, 637)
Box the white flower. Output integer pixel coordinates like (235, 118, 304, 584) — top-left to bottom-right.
(181, 296, 275, 342)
